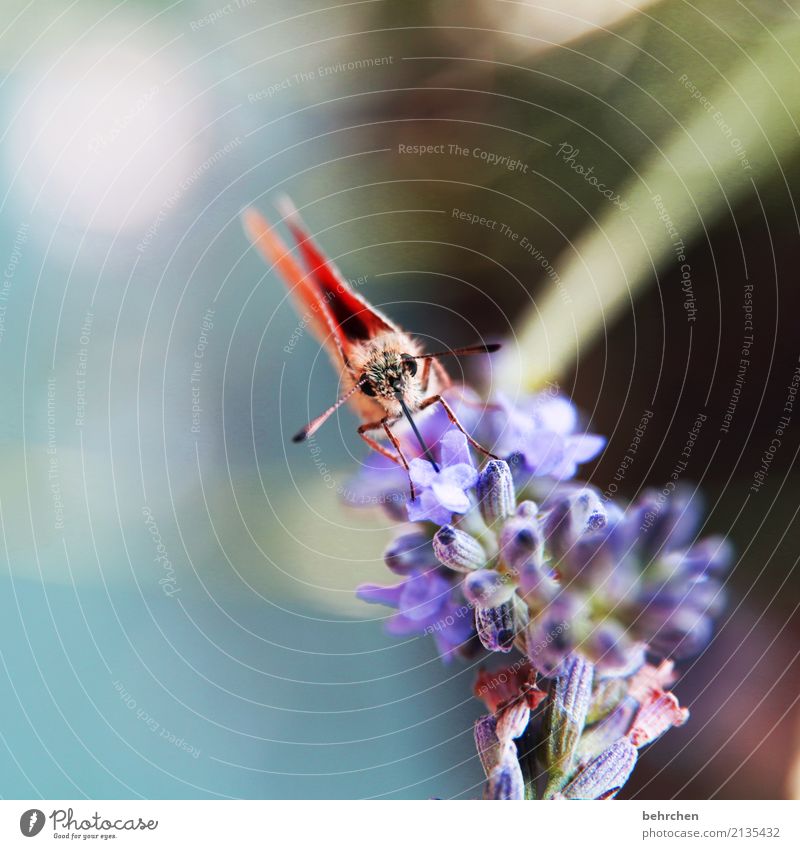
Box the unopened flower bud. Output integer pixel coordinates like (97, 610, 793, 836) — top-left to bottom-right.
(526, 598, 577, 678)
(545, 653, 594, 794)
(464, 569, 517, 609)
(632, 484, 698, 557)
(586, 678, 628, 725)
(561, 738, 637, 800)
(584, 621, 646, 678)
(678, 535, 734, 579)
(432, 525, 486, 572)
(577, 698, 638, 764)
(476, 602, 516, 652)
(544, 488, 607, 558)
(384, 532, 437, 575)
(477, 460, 515, 524)
(484, 743, 524, 800)
(474, 714, 502, 777)
(637, 604, 713, 660)
(499, 515, 545, 574)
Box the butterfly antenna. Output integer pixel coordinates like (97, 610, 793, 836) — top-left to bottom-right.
(411, 343, 501, 360)
(293, 381, 364, 443)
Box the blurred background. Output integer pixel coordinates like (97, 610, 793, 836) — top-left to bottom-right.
(1, 0, 799, 799)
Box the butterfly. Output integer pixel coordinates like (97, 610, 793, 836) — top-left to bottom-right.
(241, 200, 499, 497)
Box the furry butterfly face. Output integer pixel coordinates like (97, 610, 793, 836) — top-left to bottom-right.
(360, 350, 416, 399)
(348, 334, 432, 418)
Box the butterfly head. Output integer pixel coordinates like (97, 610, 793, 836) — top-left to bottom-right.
(359, 350, 420, 408)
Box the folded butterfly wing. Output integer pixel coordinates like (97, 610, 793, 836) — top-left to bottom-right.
(242, 203, 400, 371)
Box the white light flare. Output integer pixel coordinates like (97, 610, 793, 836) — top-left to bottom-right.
(5, 39, 206, 233)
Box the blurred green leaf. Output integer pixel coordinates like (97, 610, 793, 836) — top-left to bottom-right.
(494, 0, 800, 388)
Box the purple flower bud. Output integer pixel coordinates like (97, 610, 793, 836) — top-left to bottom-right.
(476, 602, 516, 652)
(499, 515, 545, 574)
(576, 490, 608, 533)
(432, 524, 486, 572)
(577, 698, 638, 764)
(499, 512, 556, 605)
(631, 484, 700, 557)
(516, 499, 539, 518)
(484, 743, 524, 800)
(464, 569, 517, 609)
(585, 621, 647, 678)
(553, 654, 595, 724)
(561, 738, 638, 800)
(566, 493, 603, 532)
(586, 678, 628, 725)
(640, 605, 714, 660)
(526, 598, 577, 678)
(474, 714, 502, 778)
(384, 532, 438, 575)
(519, 567, 558, 608)
(641, 568, 726, 621)
(545, 653, 594, 793)
(544, 488, 607, 559)
(676, 536, 734, 579)
(477, 460, 516, 524)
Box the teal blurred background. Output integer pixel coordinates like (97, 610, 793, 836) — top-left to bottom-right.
(1, 0, 799, 799)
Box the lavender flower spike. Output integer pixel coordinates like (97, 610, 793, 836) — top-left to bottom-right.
(347, 376, 731, 800)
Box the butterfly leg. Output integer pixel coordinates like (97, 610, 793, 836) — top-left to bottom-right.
(419, 394, 499, 459)
(358, 417, 417, 500)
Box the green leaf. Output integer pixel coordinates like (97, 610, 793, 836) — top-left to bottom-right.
(495, 0, 800, 389)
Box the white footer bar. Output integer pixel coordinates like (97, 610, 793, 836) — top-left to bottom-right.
(2, 799, 797, 847)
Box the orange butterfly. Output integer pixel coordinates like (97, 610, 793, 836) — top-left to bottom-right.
(241, 200, 499, 496)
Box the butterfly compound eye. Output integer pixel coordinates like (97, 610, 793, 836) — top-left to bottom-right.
(359, 375, 377, 396)
(401, 355, 418, 376)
